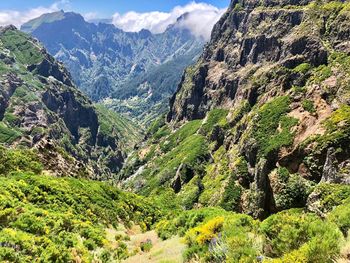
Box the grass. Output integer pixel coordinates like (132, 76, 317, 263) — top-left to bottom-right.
(160, 120, 202, 153)
(200, 109, 229, 135)
(0, 30, 44, 65)
(0, 122, 21, 144)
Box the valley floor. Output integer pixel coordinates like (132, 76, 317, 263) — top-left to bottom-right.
(123, 231, 185, 263)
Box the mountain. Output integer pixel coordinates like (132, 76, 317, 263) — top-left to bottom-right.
(21, 11, 205, 125)
(3, 0, 350, 262)
(120, 0, 350, 261)
(0, 25, 141, 180)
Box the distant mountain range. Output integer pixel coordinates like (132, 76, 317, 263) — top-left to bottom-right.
(21, 11, 205, 125)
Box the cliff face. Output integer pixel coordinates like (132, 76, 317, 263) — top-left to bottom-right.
(0, 26, 140, 179)
(168, 0, 339, 122)
(123, 0, 350, 218)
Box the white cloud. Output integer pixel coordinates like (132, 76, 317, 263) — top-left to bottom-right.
(0, 0, 71, 28)
(112, 1, 226, 40)
(83, 12, 98, 21)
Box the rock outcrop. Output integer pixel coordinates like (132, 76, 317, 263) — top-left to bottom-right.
(0, 26, 137, 179)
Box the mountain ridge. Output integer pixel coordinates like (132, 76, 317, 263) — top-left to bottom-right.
(21, 11, 206, 125)
(0, 25, 141, 179)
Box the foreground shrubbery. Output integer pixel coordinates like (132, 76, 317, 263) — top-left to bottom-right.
(156, 206, 347, 263)
(0, 147, 162, 262)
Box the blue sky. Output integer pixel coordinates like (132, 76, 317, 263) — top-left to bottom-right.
(0, 0, 229, 17)
(0, 0, 229, 39)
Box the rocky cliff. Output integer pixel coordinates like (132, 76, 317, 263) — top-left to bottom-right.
(122, 0, 350, 218)
(0, 26, 141, 179)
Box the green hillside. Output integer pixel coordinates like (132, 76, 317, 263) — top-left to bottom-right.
(0, 147, 161, 262)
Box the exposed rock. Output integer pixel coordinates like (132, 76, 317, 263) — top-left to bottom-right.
(0, 27, 129, 179)
(321, 148, 339, 183)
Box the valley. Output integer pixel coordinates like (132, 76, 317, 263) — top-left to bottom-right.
(21, 11, 205, 126)
(1, 0, 350, 262)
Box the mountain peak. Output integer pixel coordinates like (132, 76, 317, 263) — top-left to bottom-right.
(0, 25, 18, 33)
(21, 10, 85, 33)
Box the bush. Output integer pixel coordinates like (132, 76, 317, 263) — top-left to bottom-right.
(253, 96, 298, 158)
(0, 147, 43, 176)
(140, 239, 153, 252)
(261, 209, 341, 262)
(0, 172, 162, 262)
(302, 99, 316, 113)
(273, 168, 314, 210)
(293, 63, 312, 74)
(328, 200, 350, 235)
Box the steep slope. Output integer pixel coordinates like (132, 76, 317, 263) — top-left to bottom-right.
(122, 0, 350, 219)
(21, 11, 204, 124)
(0, 26, 141, 179)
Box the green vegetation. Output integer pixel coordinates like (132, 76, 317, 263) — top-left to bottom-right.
(324, 104, 350, 132)
(160, 120, 202, 153)
(302, 99, 316, 113)
(313, 104, 350, 152)
(261, 209, 341, 262)
(293, 63, 312, 74)
(253, 96, 298, 158)
(0, 123, 22, 144)
(310, 183, 350, 214)
(0, 146, 43, 176)
(309, 65, 332, 84)
(273, 168, 314, 210)
(157, 207, 344, 262)
(140, 239, 153, 252)
(0, 30, 44, 65)
(200, 109, 229, 135)
(0, 147, 162, 262)
(95, 104, 143, 149)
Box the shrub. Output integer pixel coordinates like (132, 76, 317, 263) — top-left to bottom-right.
(293, 63, 312, 74)
(200, 109, 229, 135)
(261, 209, 341, 262)
(302, 99, 316, 113)
(0, 172, 161, 262)
(140, 239, 153, 252)
(0, 147, 43, 176)
(253, 96, 298, 158)
(310, 183, 350, 213)
(220, 177, 242, 212)
(273, 168, 314, 210)
(0, 123, 22, 144)
(328, 200, 350, 235)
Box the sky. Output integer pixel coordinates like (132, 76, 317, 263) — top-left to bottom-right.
(0, 0, 230, 40)
(0, 0, 229, 16)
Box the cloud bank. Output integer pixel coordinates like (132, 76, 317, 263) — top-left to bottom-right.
(0, 0, 70, 28)
(112, 2, 226, 40)
(0, 1, 226, 40)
